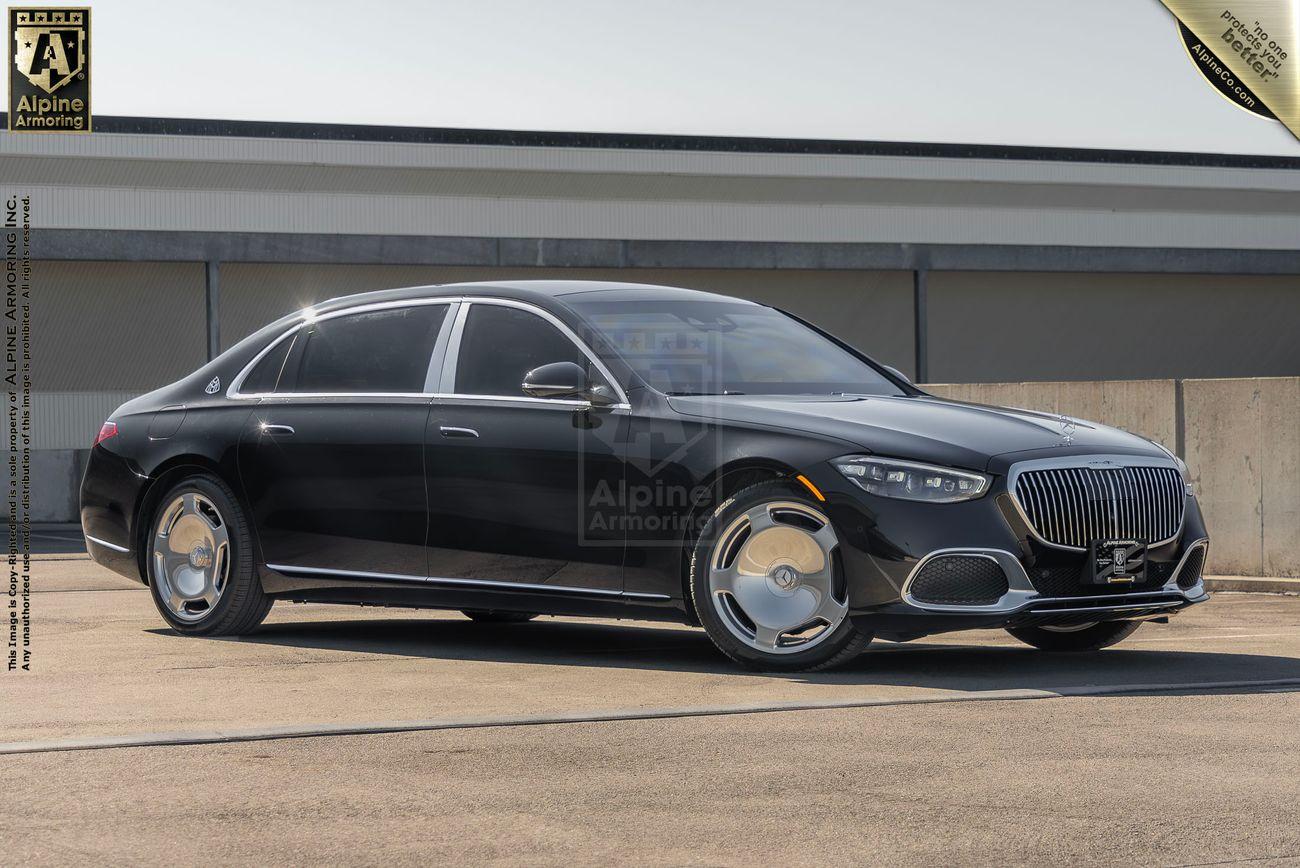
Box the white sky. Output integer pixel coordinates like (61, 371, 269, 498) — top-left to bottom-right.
(47, 0, 1300, 155)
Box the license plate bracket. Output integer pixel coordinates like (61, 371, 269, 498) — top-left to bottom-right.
(1090, 538, 1147, 584)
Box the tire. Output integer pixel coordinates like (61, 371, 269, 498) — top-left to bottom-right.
(689, 480, 873, 672)
(461, 609, 539, 623)
(145, 473, 271, 636)
(1006, 620, 1142, 652)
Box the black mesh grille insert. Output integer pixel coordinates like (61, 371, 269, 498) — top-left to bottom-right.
(1030, 561, 1176, 597)
(1176, 546, 1206, 589)
(909, 556, 1009, 605)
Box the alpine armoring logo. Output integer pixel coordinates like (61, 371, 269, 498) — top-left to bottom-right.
(8, 7, 91, 132)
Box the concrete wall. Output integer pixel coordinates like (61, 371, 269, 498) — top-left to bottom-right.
(1183, 378, 1300, 577)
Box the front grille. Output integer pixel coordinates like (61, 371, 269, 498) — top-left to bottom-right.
(1176, 545, 1207, 589)
(908, 555, 1009, 605)
(1013, 465, 1185, 549)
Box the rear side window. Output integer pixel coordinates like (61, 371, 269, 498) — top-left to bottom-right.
(455, 304, 589, 397)
(290, 305, 447, 393)
(241, 330, 298, 394)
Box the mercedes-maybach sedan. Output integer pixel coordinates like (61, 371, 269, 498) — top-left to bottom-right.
(81, 281, 1209, 670)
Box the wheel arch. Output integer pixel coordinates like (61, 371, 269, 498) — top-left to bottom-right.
(676, 458, 807, 618)
(132, 455, 244, 585)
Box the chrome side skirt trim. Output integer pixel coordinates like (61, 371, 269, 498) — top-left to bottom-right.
(85, 534, 129, 553)
(265, 563, 672, 601)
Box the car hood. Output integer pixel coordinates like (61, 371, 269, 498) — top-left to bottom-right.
(667, 393, 1167, 473)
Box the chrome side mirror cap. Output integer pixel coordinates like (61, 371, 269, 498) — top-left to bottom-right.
(883, 365, 912, 385)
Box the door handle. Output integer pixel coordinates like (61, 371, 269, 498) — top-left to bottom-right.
(439, 426, 479, 439)
(259, 423, 295, 436)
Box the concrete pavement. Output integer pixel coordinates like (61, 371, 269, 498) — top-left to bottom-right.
(2, 559, 1299, 865)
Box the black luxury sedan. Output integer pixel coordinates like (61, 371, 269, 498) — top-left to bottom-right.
(81, 281, 1209, 670)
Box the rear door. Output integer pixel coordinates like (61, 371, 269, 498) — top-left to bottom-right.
(238, 301, 454, 577)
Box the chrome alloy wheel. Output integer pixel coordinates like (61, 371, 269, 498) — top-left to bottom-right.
(151, 492, 231, 623)
(708, 500, 847, 654)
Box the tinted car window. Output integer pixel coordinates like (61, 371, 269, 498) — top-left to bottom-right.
(569, 298, 904, 396)
(455, 304, 590, 397)
(292, 305, 447, 393)
(241, 330, 299, 394)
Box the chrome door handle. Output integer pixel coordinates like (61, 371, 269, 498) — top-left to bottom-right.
(439, 426, 479, 439)
(259, 423, 295, 436)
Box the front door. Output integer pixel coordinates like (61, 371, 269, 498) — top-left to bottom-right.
(425, 301, 627, 592)
(238, 302, 451, 577)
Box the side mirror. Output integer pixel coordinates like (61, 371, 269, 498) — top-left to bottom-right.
(522, 361, 618, 406)
(883, 365, 912, 385)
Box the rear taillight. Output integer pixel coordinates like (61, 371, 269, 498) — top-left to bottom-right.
(94, 420, 118, 447)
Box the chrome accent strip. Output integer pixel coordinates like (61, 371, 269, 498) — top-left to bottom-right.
(85, 534, 129, 553)
(1164, 537, 1210, 593)
(438, 298, 471, 393)
(265, 563, 672, 601)
(1025, 601, 1184, 615)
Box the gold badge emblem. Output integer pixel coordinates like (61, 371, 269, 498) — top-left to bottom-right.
(8, 7, 91, 132)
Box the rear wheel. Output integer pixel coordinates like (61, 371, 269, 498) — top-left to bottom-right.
(1006, 620, 1142, 651)
(461, 610, 538, 623)
(147, 474, 271, 636)
(689, 481, 872, 671)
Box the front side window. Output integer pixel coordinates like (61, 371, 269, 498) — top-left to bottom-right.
(455, 304, 593, 397)
(569, 298, 904, 397)
(290, 305, 447, 393)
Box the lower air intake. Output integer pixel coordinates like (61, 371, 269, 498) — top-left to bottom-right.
(908, 555, 1009, 605)
(1176, 545, 1207, 590)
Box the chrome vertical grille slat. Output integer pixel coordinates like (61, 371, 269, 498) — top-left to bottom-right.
(1013, 464, 1185, 550)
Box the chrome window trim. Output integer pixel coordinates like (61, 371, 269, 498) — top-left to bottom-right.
(442, 297, 631, 407)
(226, 295, 631, 409)
(228, 298, 456, 400)
(265, 562, 670, 601)
(1005, 454, 1186, 553)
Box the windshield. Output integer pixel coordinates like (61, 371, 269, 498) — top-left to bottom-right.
(570, 298, 905, 397)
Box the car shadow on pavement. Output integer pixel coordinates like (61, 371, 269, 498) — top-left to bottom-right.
(169, 615, 1300, 695)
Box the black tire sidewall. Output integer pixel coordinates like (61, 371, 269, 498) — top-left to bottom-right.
(1006, 620, 1141, 652)
(689, 481, 870, 671)
(146, 474, 260, 635)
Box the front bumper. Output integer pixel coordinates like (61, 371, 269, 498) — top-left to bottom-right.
(800, 458, 1211, 638)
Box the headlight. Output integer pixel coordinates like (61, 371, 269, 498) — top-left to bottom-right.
(832, 456, 990, 503)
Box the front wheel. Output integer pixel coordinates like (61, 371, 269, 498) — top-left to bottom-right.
(689, 481, 872, 672)
(1006, 620, 1142, 652)
(147, 474, 271, 636)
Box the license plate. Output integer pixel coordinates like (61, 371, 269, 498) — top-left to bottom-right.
(1090, 538, 1147, 584)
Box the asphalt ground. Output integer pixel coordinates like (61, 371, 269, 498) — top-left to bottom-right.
(2, 558, 1298, 865)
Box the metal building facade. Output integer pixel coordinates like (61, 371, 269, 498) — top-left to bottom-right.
(2, 116, 1298, 519)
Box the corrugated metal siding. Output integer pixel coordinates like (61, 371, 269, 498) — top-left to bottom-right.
(15, 184, 1300, 249)
(32, 392, 138, 449)
(2, 129, 1298, 250)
